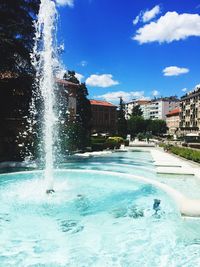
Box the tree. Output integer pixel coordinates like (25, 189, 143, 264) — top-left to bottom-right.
(128, 116, 147, 138)
(0, 0, 40, 160)
(147, 120, 167, 135)
(63, 71, 79, 84)
(130, 105, 143, 117)
(117, 97, 127, 138)
(0, 0, 40, 75)
(127, 116, 167, 139)
(62, 71, 91, 152)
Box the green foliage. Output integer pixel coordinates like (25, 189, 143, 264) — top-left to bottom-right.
(0, 0, 40, 161)
(91, 137, 107, 144)
(61, 122, 90, 153)
(91, 137, 106, 151)
(128, 117, 167, 138)
(0, 0, 40, 75)
(161, 145, 200, 163)
(130, 105, 143, 117)
(62, 71, 92, 152)
(146, 119, 167, 135)
(117, 97, 127, 138)
(128, 116, 146, 138)
(107, 136, 124, 143)
(105, 136, 124, 149)
(90, 136, 124, 151)
(137, 132, 146, 141)
(63, 71, 79, 84)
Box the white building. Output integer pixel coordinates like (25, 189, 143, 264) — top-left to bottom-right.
(149, 97, 179, 120)
(125, 97, 179, 120)
(125, 99, 151, 119)
(180, 86, 200, 135)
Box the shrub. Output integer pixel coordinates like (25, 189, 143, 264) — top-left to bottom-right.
(162, 145, 200, 163)
(91, 137, 107, 151)
(105, 137, 122, 149)
(91, 136, 125, 151)
(107, 136, 124, 143)
(137, 132, 146, 141)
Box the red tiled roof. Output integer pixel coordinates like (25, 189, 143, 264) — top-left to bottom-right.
(137, 100, 150, 105)
(90, 99, 116, 107)
(166, 108, 180, 117)
(55, 78, 79, 87)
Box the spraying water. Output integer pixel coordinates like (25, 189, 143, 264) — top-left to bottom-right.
(31, 0, 58, 192)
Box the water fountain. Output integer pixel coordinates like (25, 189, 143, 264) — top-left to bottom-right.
(1, 0, 200, 265)
(31, 0, 58, 193)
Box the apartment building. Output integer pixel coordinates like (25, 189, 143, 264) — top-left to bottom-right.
(180, 87, 200, 135)
(125, 97, 179, 120)
(148, 97, 179, 120)
(166, 108, 180, 135)
(125, 99, 150, 119)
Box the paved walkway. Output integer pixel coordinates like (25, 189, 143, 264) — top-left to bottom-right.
(150, 147, 200, 217)
(150, 147, 200, 177)
(151, 148, 200, 176)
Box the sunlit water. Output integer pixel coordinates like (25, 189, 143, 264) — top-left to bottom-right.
(31, 0, 58, 191)
(1, 151, 200, 266)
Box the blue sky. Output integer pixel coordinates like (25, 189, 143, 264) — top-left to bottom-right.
(56, 0, 200, 103)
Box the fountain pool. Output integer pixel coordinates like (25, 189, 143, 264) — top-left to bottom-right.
(2, 0, 200, 265)
(1, 151, 200, 266)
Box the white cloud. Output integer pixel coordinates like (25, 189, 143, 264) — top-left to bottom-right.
(163, 66, 189, 76)
(133, 12, 200, 44)
(152, 90, 160, 96)
(195, 84, 200, 89)
(133, 15, 140, 25)
(182, 88, 187, 92)
(133, 5, 160, 25)
(143, 5, 160, 23)
(56, 0, 74, 7)
(86, 74, 119, 88)
(95, 91, 147, 104)
(75, 73, 84, 82)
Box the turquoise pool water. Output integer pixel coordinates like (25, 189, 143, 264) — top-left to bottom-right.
(1, 151, 200, 266)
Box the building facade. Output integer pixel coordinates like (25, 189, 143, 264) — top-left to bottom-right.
(56, 78, 78, 121)
(0, 75, 78, 161)
(148, 97, 179, 120)
(125, 99, 150, 119)
(90, 100, 117, 134)
(166, 108, 180, 135)
(180, 87, 200, 135)
(125, 97, 179, 120)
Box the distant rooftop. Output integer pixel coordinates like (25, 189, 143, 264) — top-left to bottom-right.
(137, 100, 151, 105)
(166, 108, 180, 117)
(181, 86, 200, 100)
(90, 99, 116, 107)
(152, 96, 179, 102)
(126, 99, 150, 105)
(126, 97, 179, 105)
(55, 78, 79, 87)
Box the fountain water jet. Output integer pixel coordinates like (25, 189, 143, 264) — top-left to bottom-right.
(31, 0, 58, 193)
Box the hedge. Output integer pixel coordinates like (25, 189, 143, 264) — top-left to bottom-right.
(91, 136, 127, 151)
(161, 144, 200, 163)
